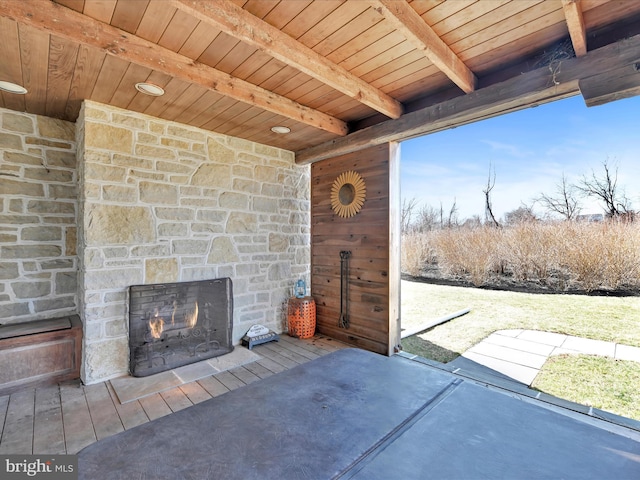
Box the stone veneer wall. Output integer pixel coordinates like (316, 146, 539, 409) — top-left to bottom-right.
(78, 101, 310, 384)
(0, 108, 78, 324)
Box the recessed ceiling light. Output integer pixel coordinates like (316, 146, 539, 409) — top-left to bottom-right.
(135, 82, 165, 96)
(0, 81, 28, 94)
(271, 126, 291, 134)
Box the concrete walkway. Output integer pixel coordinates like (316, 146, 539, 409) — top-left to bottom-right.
(459, 329, 640, 385)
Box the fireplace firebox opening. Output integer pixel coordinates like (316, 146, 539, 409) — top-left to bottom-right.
(128, 278, 234, 377)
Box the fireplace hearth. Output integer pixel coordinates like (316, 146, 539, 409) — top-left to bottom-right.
(128, 278, 234, 377)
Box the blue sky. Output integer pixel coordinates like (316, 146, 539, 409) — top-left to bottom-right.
(400, 94, 640, 221)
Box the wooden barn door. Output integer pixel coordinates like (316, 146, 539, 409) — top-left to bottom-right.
(310, 143, 401, 355)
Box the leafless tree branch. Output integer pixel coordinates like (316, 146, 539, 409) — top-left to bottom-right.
(483, 163, 500, 227)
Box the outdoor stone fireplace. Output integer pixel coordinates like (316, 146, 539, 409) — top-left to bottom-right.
(128, 278, 233, 377)
(0, 102, 311, 386)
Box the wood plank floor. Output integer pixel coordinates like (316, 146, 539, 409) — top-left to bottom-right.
(0, 334, 348, 455)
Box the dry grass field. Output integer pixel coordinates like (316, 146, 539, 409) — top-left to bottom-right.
(402, 221, 640, 293)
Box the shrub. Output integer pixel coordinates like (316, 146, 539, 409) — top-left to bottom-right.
(401, 232, 435, 276)
(500, 222, 558, 282)
(401, 220, 640, 292)
(432, 226, 501, 286)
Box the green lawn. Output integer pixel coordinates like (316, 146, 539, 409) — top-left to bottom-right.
(401, 280, 640, 420)
(531, 355, 640, 421)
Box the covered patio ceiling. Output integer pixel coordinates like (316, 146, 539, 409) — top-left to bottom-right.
(1, 0, 640, 164)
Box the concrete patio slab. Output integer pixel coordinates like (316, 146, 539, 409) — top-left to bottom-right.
(80, 349, 640, 479)
(616, 344, 640, 362)
(561, 336, 616, 357)
(517, 330, 567, 347)
(550, 347, 584, 357)
(495, 329, 523, 337)
(456, 330, 640, 387)
(466, 341, 548, 369)
(484, 332, 556, 356)
(462, 351, 540, 385)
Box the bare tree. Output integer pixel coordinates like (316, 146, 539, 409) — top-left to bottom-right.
(447, 198, 459, 228)
(401, 197, 419, 233)
(537, 173, 582, 220)
(576, 159, 631, 218)
(503, 203, 537, 225)
(462, 215, 483, 229)
(415, 203, 440, 232)
(483, 163, 500, 227)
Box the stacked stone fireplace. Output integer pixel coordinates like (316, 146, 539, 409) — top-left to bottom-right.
(75, 101, 310, 385)
(0, 102, 311, 386)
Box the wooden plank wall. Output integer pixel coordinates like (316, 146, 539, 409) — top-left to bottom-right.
(311, 143, 401, 355)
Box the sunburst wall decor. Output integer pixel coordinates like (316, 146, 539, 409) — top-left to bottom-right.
(330, 170, 366, 218)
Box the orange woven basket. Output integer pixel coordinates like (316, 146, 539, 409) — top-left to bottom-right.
(287, 297, 316, 339)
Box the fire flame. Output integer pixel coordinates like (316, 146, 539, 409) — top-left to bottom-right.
(185, 302, 198, 329)
(171, 300, 177, 326)
(149, 316, 164, 339)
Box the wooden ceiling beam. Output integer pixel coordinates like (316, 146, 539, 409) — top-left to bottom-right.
(369, 0, 477, 93)
(1, 0, 348, 136)
(172, 0, 404, 120)
(562, 0, 588, 57)
(579, 63, 640, 106)
(296, 32, 640, 164)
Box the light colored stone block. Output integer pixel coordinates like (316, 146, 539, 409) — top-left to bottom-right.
(139, 181, 178, 205)
(145, 258, 179, 284)
(168, 125, 205, 141)
(37, 116, 75, 141)
(12, 281, 50, 298)
(0, 132, 23, 149)
(157, 160, 192, 174)
(85, 204, 155, 245)
(207, 138, 235, 163)
(102, 184, 137, 202)
(84, 121, 133, 153)
(112, 113, 147, 130)
(3, 112, 34, 133)
(84, 267, 143, 290)
(112, 154, 153, 170)
(46, 150, 76, 168)
(268, 233, 289, 252)
(255, 165, 277, 182)
(83, 337, 130, 384)
(2, 245, 62, 259)
(207, 236, 239, 264)
(135, 144, 176, 160)
(172, 239, 209, 255)
(226, 212, 257, 233)
(219, 192, 248, 209)
(55, 271, 77, 294)
(4, 151, 41, 165)
(85, 163, 127, 182)
(0, 178, 44, 196)
(191, 163, 232, 188)
(21, 226, 62, 242)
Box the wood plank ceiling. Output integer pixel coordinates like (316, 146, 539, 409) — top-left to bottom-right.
(1, 0, 640, 163)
